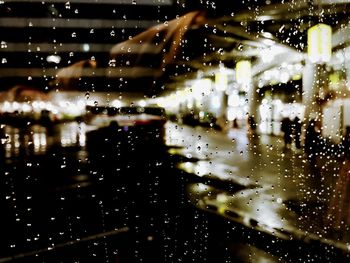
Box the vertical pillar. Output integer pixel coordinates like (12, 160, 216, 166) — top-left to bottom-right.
(249, 80, 260, 127)
(215, 72, 229, 130)
(302, 62, 326, 123)
(345, 56, 350, 89)
(220, 91, 228, 117)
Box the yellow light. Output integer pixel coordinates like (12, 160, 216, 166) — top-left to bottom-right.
(236, 60, 251, 84)
(307, 23, 332, 63)
(329, 72, 340, 85)
(215, 73, 228, 91)
(329, 72, 341, 89)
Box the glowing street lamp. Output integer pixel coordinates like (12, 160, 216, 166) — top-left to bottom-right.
(236, 60, 251, 85)
(307, 23, 332, 64)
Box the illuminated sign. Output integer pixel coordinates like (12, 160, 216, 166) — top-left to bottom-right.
(307, 23, 332, 63)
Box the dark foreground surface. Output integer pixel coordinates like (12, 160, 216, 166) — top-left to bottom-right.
(1, 122, 350, 262)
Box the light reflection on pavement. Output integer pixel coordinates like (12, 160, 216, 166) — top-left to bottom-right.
(165, 122, 350, 252)
(3, 122, 86, 158)
(2, 121, 349, 259)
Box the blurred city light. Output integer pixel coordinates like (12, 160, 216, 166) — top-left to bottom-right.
(236, 60, 251, 85)
(46, 55, 61, 64)
(307, 23, 332, 63)
(215, 72, 228, 91)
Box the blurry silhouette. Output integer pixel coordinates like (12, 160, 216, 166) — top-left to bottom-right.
(86, 120, 123, 173)
(233, 118, 239, 129)
(41, 110, 54, 135)
(342, 126, 350, 156)
(18, 125, 29, 157)
(216, 114, 228, 132)
(247, 115, 257, 134)
(292, 117, 302, 149)
(325, 126, 350, 233)
(281, 117, 292, 149)
(304, 119, 321, 166)
(0, 126, 6, 163)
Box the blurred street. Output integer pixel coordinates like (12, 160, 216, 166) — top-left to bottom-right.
(166, 122, 347, 248)
(0, 121, 349, 262)
(1, 1, 350, 262)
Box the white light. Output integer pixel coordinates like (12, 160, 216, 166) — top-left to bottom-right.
(228, 94, 240, 107)
(212, 96, 221, 109)
(262, 39, 275, 46)
(227, 108, 236, 121)
(22, 103, 31, 112)
(295, 63, 302, 71)
(335, 52, 345, 63)
(112, 99, 122, 108)
(192, 79, 212, 96)
(217, 193, 228, 203)
(59, 101, 69, 107)
(12, 102, 19, 110)
(261, 48, 274, 63)
(77, 99, 85, 108)
(46, 102, 53, 111)
(259, 104, 271, 120)
(82, 44, 90, 52)
(86, 100, 95, 106)
(3, 101, 11, 111)
(187, 101, 193, 109)
(39, 101, 46, 109)
(138, 100, 147, 107)
(46, 55, 61, 64)
(280, 72, 290, 83)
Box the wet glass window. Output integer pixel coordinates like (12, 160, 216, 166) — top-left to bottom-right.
(1, 0, 350, 262)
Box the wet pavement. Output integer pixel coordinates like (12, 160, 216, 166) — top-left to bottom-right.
(0, 121, 349, 262)
(166, 123, 350, 257)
